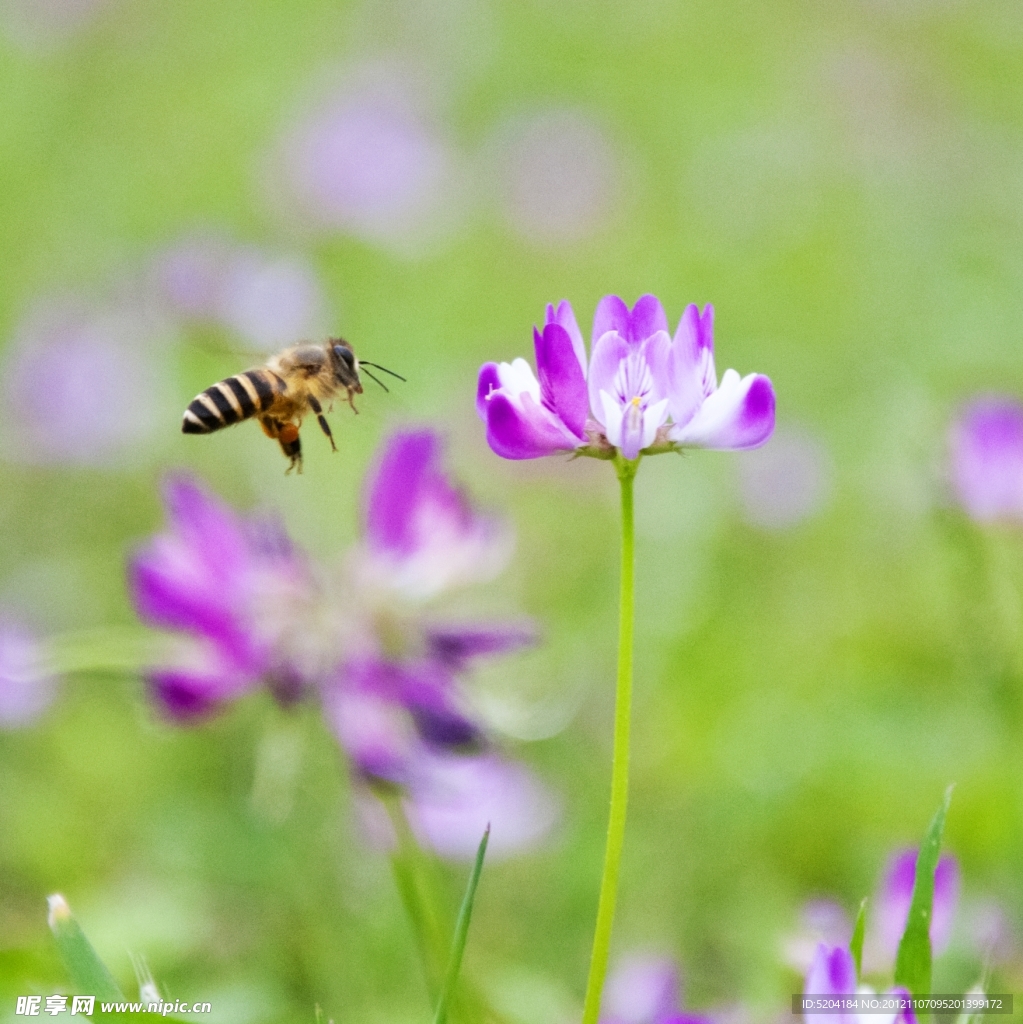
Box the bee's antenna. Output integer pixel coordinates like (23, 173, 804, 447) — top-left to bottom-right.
(362, 369, 390, 393)
(359, 361, 406, 382)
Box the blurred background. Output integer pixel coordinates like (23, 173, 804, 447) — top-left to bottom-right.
(2, 0, 1023, 1020)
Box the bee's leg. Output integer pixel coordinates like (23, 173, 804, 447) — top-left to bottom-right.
(278, 423, 303, 474)
(259, 416, 280, 439)
(307, 396, 337, 452)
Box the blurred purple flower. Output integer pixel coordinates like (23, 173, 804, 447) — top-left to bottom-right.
(872, 850, 959, 965)
(404, 750, 559, 862)
(948, 396, 1023, 524)
(737, 427, 833, 530)
(273, 64, 458, 249)
(478, 296, 775, 461)
(216, 248, 327, 352)
(601, 953, 709, 1024)
(329, 428, 534, 784)
(151, 232, 235, 321)
(128, 476, 315, 719)
(496, 109, 619, 244)
(804, 945, 916, 1024)
(151, 233, 327, 351)
(354, 428, 513, 600)
(1, 298, 172, 467)
(781, 899, 852, 973)
(0, 620, 58, 727)
(129, 432, 553, 859)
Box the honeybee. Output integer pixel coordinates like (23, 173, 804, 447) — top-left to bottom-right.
(181, 338, 402, 472)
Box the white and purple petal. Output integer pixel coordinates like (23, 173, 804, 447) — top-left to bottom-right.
(804, 943, 856, 996)
(667, 304, 717, 427)
(485, 389, 585, 459)
(588, 331, 631, 422)
(404, 751, 559, 862)
(534, 323, 589, 437)
(362, 428, 512, 597)
(545, 299, 587, 376)
(668, 370, 775, 450)
(592, 294, 668, 346)
(147, 661, 258, 721)
(425, 622, 537, 668)
(324, 661, 419, 784)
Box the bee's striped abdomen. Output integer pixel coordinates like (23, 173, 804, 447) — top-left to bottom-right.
(182, 370, 284, 435)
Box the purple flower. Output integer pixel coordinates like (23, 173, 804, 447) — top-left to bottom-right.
(151, 232, 328, 351)
(871, 850, 959, 965)
(477, 295, 775, 462)
(403, 750, 559, 862)
(1, 297, 173, 467)
(329, 428, 535, 782)
(354, 427, 513, 600)
(128, 476, 314, 719)
(804, 945, 917, 1024)
(948, 396, 1023, 524)
(600, 953, 710, 1024)
(128, 433, 553, 860)
(271, 61, 460, 251)
(0, 620, 58, 727)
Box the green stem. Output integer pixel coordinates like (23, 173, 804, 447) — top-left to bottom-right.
(581, 455, 638, 1024)
(47, 627, 170, 675)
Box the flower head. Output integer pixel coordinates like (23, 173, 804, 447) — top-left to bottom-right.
(128, 476, 315, 719)
(129, 433, 552, 860)
(478, 295, 774, 462)
(948, 396, 1023, 524)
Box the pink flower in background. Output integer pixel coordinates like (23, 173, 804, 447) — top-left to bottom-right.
(151, 232, 328, 351)
(478, 295, 775, 461)
(0, 620, 58, 727)
(127, 432, 554, 859)
(948, 397, 1023, 524)
(1, 298, 172, 467)
(601, 953, 710, 1024)
(128, 477, 316, 719)
(870, 849, 959, 965)
(404, 751, 558, 862)
(272, 63, 459, 250)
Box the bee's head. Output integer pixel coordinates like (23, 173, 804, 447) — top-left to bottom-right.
(328, 338, 363, 392)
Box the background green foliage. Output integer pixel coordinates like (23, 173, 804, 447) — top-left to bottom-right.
(2, 0, 1023, 1020)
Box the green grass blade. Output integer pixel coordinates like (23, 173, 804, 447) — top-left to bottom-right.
(894, 785, 955, 996)
(433, 825, 490, 1024)
(850, 897, 867, 980)
(47, 894, 124, 1002)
